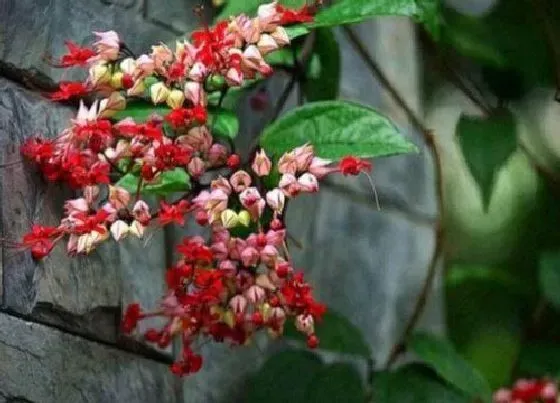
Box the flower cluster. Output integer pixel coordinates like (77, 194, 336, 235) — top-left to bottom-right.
(494, 378, 559, 403)
(17, 1, 373, 376)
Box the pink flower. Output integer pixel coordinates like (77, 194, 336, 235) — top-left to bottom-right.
(278, 151, 297, 175)
(188, 157, 205, 178)
(109, 186, 130, 209)
(211, 176, 232, 195)
(297, 173, 319, 193)
(177, 126, 213, 153)
(257, 34, 278, 55)
(265, 189, 285, 211)
(279, 173, 300, 197)
(184, 81, 206, 106)
(208, 144, 228, 166)
(151, 44, 173, 69)
(230, 170, 252, 192)
(206, 189, 229, 222)
(251, 149, 271, 176)
(295, 314, 314, 335)
(135, 54, 155, 78)
(64, 198, 89, 215)
(245, 285, 266, 304)
(271, 26, 290, 46)
(309, 157, 336, 179)
(188, 61, 207, 82)
(229, 295, 248, 314)
(241, 246, 260, 267)
(293, 144, 314, 172)
(132, 200, 151, 225)
(239, 187, 265, 219)
(211, 241, 229, 260)
(92, 31, 120, 61)
(260, 244, 278, 265)
(226, 67, 243, 87)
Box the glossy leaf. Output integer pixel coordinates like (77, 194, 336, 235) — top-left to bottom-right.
(456, 109, 517, 211)
(305, 363, 365, 403)
(243, 350, 323, 403)
(374, 364, 470, 403)
(209, 107, 240, 139)
(303, 28, 341, 101)
(539, 250, 560, 310)
(116, 168, 191, 196)
(260, 100, 418, 159)
(112, 101, 171, 122)
(283, 310, 371, 358)
(409, 333, 492, 402)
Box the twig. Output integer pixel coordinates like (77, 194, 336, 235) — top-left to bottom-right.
(342, 25, 446, 368)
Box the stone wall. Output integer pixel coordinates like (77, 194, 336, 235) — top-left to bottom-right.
(0, 1, 438, 402)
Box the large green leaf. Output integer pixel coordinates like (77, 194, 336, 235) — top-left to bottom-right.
(260, 100, 418, 159)
(374, 364, 471, 403)
(303, 28, 340, 101)
(517, 342, 560, 378)
(116, 168, 191, 196)
(456, 109, 517, 211)
(409, 333, 493, 402)
(243, 350, 323, 403)
(539, 250, 560, 310)
(209, 107, 240, 139)
(283, 310, 371, 359)
(112, 101, 171, 122)
(305, 363, 365, 403)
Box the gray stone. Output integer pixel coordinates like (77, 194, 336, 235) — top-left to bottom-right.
(0, 312, 179, 403)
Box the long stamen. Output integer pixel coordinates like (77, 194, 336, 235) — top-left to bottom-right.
(362, 171, 381, 211)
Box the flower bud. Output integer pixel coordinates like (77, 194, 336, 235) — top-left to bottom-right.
(271, 26, 290, 47)
(245, 285, 266, 304)
(195, 210, 209, 226)
(135, 54, 155, 77)
(238, 210, 251, 227)
(89, 62, 111, 86)
(184, 81, 206, 106)
(109, 186, 130, 209)
(229, 295, 248, 314)
(225, 67, 243, 87)
(208, 143, 228, 166)
(129, 220, 145, 238)
(293, 144, 314, 171)
(132, 200, 151, 225)
(278, 151, 297, 175)
(239, 187, 261, 209)
(251, 149, 271, 176)
(257, 34, 278, 55)
(150, 82, 170, 104)
(120, 58, 137, 75)
(266, 189, 285, 212)
(92, 31, 120, 61)
(110, 71, 124, 89)
(241, 246, 260, 267)
(98, 92, 126, 118)
(64, 198, 89, 215)
(187, 156, 205, 178)
(230, 170, 252, 193)
(84, 186, 100, 205)
(295, 314, 315, 336)
(166, 89, 185, 109)
(110, 220, 129, 241)
(211, 176, 232, 195)
(221, 209, 239, 229)
(279, 173, 300, 197)
(188, 61, 207, 82)
(309, 157, 336, 179)
(297, 173, 319, 193)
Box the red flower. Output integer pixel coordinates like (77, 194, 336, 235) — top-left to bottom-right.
(154, 143, 192, 170)
(21, 138, 55, 164)
(165, 106, 207, 129)
(22, 225, 60, 260)
(122, 303, 142, 334)
(338, 156, 372, 176)
(165, 263, 194, 291)
(159, 200, 191, 226)
(177, 238, 213, 264)
(58, 41, 96, 67)
(49, 82, 89, 101)
(276, 4, 315, 25)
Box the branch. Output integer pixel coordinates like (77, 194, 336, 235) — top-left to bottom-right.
(341, 25, 446, 368)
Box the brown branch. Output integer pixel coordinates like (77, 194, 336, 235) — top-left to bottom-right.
(341, 25, 446, 368)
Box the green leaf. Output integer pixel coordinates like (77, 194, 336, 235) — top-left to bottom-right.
(116, 168, 191, 196)
(374, 364, 471, 403)
(243, 350, 323, 403)
(260, 100, 417, 159)
(456, 109, 517, 211)
(305, 363, 365, 403)
(303, 28, 340, 101)
(284, 310, 371, 358)
(409, 333, 493, 402)
(112, 101, 171, 122)
(416, 0, 442, 39)
(518, 342, 560, 378)
(539, 250, 560, 310)
(209, 107, 240, 139)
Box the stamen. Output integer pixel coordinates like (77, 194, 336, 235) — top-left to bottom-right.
(362, 171, 381, 211)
